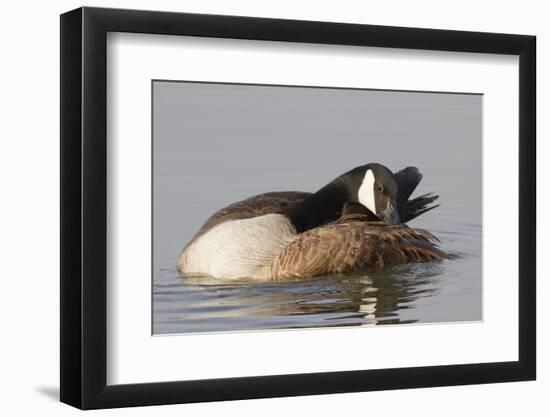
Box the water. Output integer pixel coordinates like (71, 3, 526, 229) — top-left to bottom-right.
(152, 81, 482, 335)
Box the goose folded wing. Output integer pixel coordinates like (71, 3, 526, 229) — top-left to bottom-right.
(269, 223, 447, 280)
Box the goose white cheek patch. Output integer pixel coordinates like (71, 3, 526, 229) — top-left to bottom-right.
(358, 169, 376, 214)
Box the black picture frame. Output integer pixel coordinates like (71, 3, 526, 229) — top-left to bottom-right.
(60, 6, 536, 410)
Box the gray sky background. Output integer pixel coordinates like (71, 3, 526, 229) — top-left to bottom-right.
(153, 81, 482, 271)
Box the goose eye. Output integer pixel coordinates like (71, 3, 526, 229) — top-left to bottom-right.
(375, 183, 384, 193)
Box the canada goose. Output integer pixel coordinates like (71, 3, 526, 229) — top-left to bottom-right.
(177, 164, 446, 280)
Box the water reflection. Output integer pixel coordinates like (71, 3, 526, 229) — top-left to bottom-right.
(153, 262, 444, 334)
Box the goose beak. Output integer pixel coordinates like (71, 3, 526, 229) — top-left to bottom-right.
(380, 201, 400, 224)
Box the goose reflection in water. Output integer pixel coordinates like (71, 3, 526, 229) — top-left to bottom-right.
(172, 262, 443, 329)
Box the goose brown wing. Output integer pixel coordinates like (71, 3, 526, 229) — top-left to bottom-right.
(269, 223, 447, 280)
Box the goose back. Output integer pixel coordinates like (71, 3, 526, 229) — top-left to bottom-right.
(185, 191, 311, 249)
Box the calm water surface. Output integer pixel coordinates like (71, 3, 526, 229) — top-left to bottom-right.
(152, 82, 482, 334)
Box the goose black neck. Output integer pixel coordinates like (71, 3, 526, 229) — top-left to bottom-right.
(286, 180, 351, 233)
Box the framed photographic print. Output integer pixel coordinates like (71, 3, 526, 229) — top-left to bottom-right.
(60, 6, 536, 409)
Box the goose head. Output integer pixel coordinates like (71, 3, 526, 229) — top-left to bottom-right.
(344, 163, 400, 224)
(285, 163, 401, 233)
